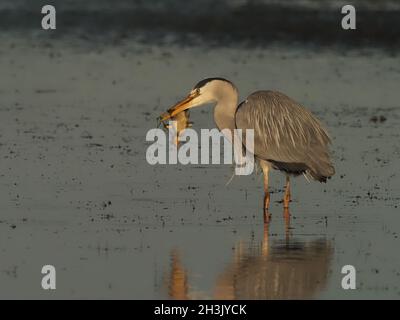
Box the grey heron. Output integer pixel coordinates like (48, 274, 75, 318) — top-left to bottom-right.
(160, 78, 335, 220)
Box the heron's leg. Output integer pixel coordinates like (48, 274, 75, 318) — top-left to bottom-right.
(264, 173, 270, 210)
(261, 162, 271, 222)
(283, 175, 291, 208)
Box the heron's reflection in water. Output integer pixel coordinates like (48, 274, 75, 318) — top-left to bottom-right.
(166, 209, 333, 300)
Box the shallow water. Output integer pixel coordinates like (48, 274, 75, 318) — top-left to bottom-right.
(0, 36, 399, 299)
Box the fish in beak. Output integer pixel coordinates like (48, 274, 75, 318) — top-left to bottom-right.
(159, 92, 198, 145)
(160, 91, 199, 122)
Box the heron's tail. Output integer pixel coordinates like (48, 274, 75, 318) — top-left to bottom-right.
(307, 160, 335, 183)
(306, 147, 335, 183)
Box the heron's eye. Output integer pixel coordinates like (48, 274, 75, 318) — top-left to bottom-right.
(196, 88, 200, 95)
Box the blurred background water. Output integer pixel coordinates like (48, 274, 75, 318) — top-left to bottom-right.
(1, 0, 400, 48)
(2, 0, 400, 11)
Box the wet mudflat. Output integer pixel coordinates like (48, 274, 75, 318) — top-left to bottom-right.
(0, 35, 399, 299)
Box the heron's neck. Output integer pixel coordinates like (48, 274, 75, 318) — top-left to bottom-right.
(213, 87, 239, 132)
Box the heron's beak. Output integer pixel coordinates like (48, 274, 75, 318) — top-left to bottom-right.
(160, 92, 199, 121)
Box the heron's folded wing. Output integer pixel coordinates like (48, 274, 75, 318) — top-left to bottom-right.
(235, 90, 332, 169)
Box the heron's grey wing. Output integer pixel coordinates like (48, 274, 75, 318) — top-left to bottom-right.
(235, 91, 334, 181)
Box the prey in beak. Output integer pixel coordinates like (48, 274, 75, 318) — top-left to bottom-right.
(158, 90, 199, 145)
(159, 90, 200, 122)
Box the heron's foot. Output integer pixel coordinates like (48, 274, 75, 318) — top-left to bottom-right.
(283, 207, 290, 220)
(263, 192, 271, 223)
(263, 192, 270, 210)
(264, 192, 271, 212)
(283, 193, 291, 209)
(263, 210, 271, 224)
(283, 200, 290, 209)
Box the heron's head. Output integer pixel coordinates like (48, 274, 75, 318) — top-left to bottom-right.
(160, 78, 235, 121)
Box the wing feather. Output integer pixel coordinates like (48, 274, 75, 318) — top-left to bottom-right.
(235, 91, 334, 180)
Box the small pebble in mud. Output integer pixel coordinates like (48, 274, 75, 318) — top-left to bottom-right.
(370, 115, 387, 123)
(80, 131, 93, 139)
(102, 201, 112, 208)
